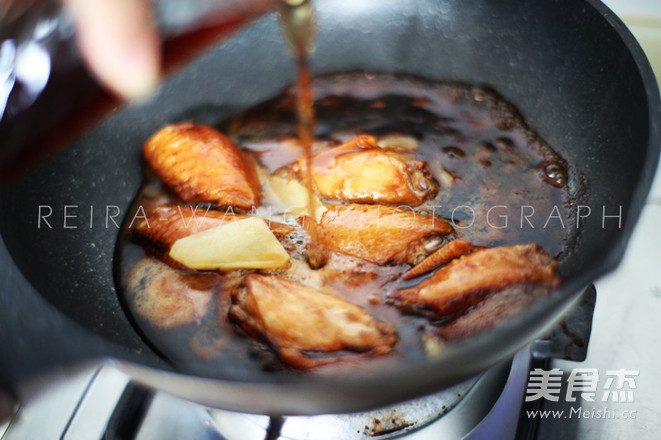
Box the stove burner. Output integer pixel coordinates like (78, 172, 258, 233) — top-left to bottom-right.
(209, 377, 478, 440)
(204, 360, 518, 440)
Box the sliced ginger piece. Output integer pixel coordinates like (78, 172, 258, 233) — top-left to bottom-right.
(169, 217, 290, 270)
(267, 175, 326, 220)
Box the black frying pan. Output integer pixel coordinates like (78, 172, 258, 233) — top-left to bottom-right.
(0, 0, 659, 415)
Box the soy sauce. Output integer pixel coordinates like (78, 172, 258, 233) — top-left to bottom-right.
(278, 0, 326, 268)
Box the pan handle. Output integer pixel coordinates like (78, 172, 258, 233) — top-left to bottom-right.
(515, 284, 596, 439)
(529, 284, 597, 362)
(0, 370, 17, 425)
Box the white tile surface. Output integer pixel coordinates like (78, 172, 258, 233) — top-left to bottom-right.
(602, 0, 661, 18)
(587, 204, 661, 436)
(650, 159, 661, 201)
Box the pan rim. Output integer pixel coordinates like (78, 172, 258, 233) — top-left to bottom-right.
(1, 0, 659, 415)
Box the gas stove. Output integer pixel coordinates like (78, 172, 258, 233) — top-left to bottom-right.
(0, 341, 563, 440)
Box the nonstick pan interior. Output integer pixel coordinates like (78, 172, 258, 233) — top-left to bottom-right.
(0, 0, 659, 414)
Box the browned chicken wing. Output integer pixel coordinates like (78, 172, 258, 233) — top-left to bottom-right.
(143, 123, 261, 209)
(431, 285, 552, 342)
(389, 244, 560, 317)
(132, 205, 294, 249)
(292, 135, 438, 206)
(229, 274, 398, 368)
(402, 239, 473, 280)
(316, 204, 453, 265)
(127, 258, 219, 329)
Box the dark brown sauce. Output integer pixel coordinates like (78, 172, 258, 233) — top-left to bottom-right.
(116, 72, 573, 378)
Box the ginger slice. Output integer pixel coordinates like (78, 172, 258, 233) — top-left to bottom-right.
(169, 217, 290, 270)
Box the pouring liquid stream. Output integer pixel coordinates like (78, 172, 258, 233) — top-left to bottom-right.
(278, 0, 326, 268)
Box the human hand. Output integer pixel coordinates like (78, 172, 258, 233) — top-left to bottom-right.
(62, 0, 161, 100)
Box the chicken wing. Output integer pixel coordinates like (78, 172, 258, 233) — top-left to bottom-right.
(229, 275, 398, 368)
(389, 244, 560, 317)
(292, 135, 438, 206)
(127, 258, 219, 329)
(316, 204, 453, 265)
(132, 205, 294, 250)
(143, 123, 261, 209)
(402, 239, 473, 280)
(431, 285, 551, 342)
